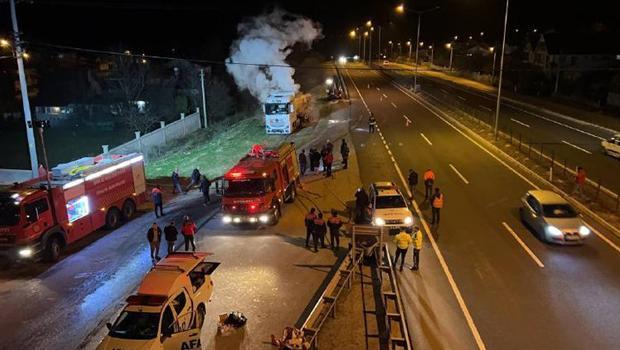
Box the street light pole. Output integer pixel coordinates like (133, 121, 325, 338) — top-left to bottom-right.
(377, 26, 382, 60)
(407, 42, 412, 60)
(200, 68, 208, 128)
(429, 45, 434, 66)
(10, 0, 38, 178)
(368, 29, 373, 66)
(494, 0, 510, 138)
(490, 48, 497, 84)
(448, 44, 454, 71)
(413, 13, 421, 90)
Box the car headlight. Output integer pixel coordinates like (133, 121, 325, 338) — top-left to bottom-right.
(404, 216, 413, 225)
(578, 225, 590, 236)
(222, 216, 232, 223)
(259, 215, 270, 223)
(373, 217, 385, 226)
(249, 217, 258, 223)
(233, 217, 241, 223)
(546, 225, 563, 238)
(18, 248, 33, 258)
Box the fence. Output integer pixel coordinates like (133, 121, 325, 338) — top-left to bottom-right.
(107, 109, 201, 163)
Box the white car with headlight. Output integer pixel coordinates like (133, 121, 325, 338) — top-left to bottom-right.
(520, 190, 590, 245)
(601, 134, 620, 158)
(369, 182, 414, 232)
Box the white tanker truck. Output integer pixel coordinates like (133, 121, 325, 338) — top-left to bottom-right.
(263, 91, 311, 135)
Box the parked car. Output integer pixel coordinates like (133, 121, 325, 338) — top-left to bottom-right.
(601, 134, 620, 158)
(369, 181, 414, 233)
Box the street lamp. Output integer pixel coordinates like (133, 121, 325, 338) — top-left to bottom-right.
(489, 46, 497, 83)
(0, 39, 10, 48)
(350, 28, 362, 59)
(446, 43, 454, 71)
(428, 45, 434, 66)
(406, 41, 412, 60)
(363, 31, 368, 62)
(388, 41, 394, 59)
(494, 0, 510, 138)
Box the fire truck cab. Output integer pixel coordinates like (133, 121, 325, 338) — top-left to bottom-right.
(221, 143, 300, 225)
(98, 252, 219, 350)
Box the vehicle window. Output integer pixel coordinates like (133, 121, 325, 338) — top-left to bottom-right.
(190, 264, 207, 291)
(375, 195, 407, 209)
(108, 311, 159, 340)
(526, 195, 540, 212)
(0, 194, 21, 226)
(24, 198, 49, 223)
(172, 291, 187, 315)
(224, 179, 266, 197)
(542, 204, 578, 218)
(161, 306, 175, 334)
(265, 103, 289, 115)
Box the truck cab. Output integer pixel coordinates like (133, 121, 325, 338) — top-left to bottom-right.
(98, 252, 219, 350)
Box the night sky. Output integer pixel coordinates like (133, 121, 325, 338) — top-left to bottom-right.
(1, 0, 618, 62)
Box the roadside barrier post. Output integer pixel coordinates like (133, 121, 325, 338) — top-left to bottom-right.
(595, 179, 601, 201)
(518, 134, 522, 152)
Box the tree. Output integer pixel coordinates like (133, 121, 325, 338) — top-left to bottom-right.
(206, 77, 235, 122)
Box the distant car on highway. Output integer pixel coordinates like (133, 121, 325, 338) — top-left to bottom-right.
(520, 190, 590, 244)
(369, 181, 413, 233)
(601, 134, 620, 158)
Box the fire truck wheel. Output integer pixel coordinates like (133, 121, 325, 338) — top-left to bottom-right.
(105, 208, 122, 229)
(285, 185, 296, 203)
(195, 304, 206, 328)
(271, 205, 281, 225)
(44, 235, 63, 262)
(122, 200, 136, 220)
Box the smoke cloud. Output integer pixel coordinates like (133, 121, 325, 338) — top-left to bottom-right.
(226, 9, 322, 103)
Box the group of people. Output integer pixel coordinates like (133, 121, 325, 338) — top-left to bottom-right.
(298, 139, 350, 178)
(304, 208, 345, 252)
(146, 215, 198, 261)
(408, 168, 444, 225)
(171, 167, 213, 205)
(392, 226, 424, 271)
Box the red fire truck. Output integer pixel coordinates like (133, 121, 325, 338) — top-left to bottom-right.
(0, 153, 147, 262)
(221, 143, 300, 225)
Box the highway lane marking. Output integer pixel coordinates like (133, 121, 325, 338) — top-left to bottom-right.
(403, 114, 412, 124)
(561, 140, 592, 155)
(440, 88, 449, 94)
(449, 164, 470, 184)
(376, 87, 381, 91)
(383, 93, 388, 98)
(510, 118, 531, 128)
(348, 69, 487, 350)
(502, 222, 545, 268)
(391, 102, 398, 109)
(457, 95, 467, 101)
(479, 105, 493, 112)
(420, 133, 433, 146)
(587, 224, 620, 254)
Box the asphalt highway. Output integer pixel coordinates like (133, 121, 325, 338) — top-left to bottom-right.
(345, 65, 620, 350)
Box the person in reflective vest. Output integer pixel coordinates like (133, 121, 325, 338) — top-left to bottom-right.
(313, 213, 327, 251)
(411, 226, 423, 271)
(327, 209, 343, 250)
(431, 188, 443, 225)
(305, 208, 317, 251)
(423, 169, 435, 201)
(393, 229, 413, 271)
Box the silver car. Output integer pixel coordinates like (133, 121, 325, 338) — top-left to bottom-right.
(519, 190, 590, 245)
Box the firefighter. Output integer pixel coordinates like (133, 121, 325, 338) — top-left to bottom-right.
(305, 208, 318, 251)
(313, 212, 327, 250)
(147, 222, 162, 261)
(408, 169, 418, 198)
(431, 188, 444, 225)
(324, 151, 334, 178)
(151, 184, 164, 218)
(393, 228, 413, 271)
(410, 226, 423, 271)
(185, 167, 201, 192)
(327, 209, 343, 250)
(299, 149, 308, 175)
(340, 139, 350, 170)
(181, 215, 197, 252)
(171, 168, 183, 194)
(368, 113, 377, 133)
(164, 221, 178, 254)
(423, 168, 435, 201)
(199, 175, 211, 205)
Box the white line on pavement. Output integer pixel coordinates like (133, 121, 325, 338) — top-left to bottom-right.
(457, 95, 467, 101)
(588, 224, 620, 254)
(420, 133, 433, 146)
(440, 88, 449, 94)
(376, 87, 381, 91)
(561, 140, 592, 155)
(510, 118, 531, 128)
(449, 164, 470, 184)
(403, 115, 412, 123)
(391, 102, 398, 109)
(383, 93, 388, 98)
(512, 105, 605, 141)
(502, 222, 545, 268)
(479, 105, 493, 112)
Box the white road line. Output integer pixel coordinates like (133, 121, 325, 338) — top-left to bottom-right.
(449, 164, 470, 184)
(561, 140, 592, 155)
(513, 105, 605, 141)
(420, 133, 433, 146)
(502, 222, 545, 268)
(457, 95, 467, 101)
(510, 118, 531, 128)
(440, 88, 449, 94)
(376, 87, 381, 91)
(383, 93, 388, 98)
(588, 225, 620, 254)
(391, 102, 398, 109)
(479, 105, 493, 112)
(403, 114, 412, 124)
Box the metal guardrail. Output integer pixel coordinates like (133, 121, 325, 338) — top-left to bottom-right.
(380, 244, 413, 350)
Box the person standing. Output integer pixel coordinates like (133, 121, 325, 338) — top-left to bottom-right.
(181, 215, 197, 252)
(151, 185, 164, 218)
(573, 166, 586, 195)
(185, 167, 201, 192)
(368, 113, 377, 133)
(171, 168, 183, 194)
(354, 188, 369, 223)
(305, 208, 317, 251)
(199, 175, 212, 205)
(408, 169, 418, 198)
(423, 168, 435, 201)
(410, 226, 423, 271)
(299, 149, 308, 176)
(431, 188, 444, 225)
(327, 209, 343, 250)
(340, 139, 350, 170)
(147, 222, 162, 261)
(164, 221, 178, 254)
(324, 151, 334, 178)
(393, 228, 413, 271)
(309, 148, 319, 172)
(313, 212, 327, 250)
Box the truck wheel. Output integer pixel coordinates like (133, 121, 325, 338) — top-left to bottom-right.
(271, 205, 281, 225)
(195, 304, 206, 328)
(44, 235, 63, 262)
(105, 208, 122, 229)
(122, 200, 136, 220)
(286, 185, 296, 203)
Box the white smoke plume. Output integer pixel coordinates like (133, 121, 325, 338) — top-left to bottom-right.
(226, 8, 323, 103)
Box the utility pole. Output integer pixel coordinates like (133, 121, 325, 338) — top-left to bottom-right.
(10, 0, 38, 178)
(448, 45, 454, 71)
(362, 35, 366, 62)
(377, 26, 382, 59)
(368, 29, 372, 66)
(200, 68, 208, 128)
(494, 0, 510, 138)
(413, 13, 421, 91)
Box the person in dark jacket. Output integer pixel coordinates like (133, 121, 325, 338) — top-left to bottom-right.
(299, 150, 307, 176)
(368, 113, 377, 133)
(324, 151, 334, 177)
(199, 175, 211, 205)
(327, 209, 343, 250)
(171, 168, 183, 194)
(313, 212, 327, 250)
(147, 222, 162, 261)
(164, 221, 178, 254)
(340, 139, 350, 169)
(151, 185, 164, 218)
(310, 148, 321, 173)
(408, 169, 418, 198)
(185, 167, 201, 192)
(354, 188, 369, 223)
(305, 208, 317, 251)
